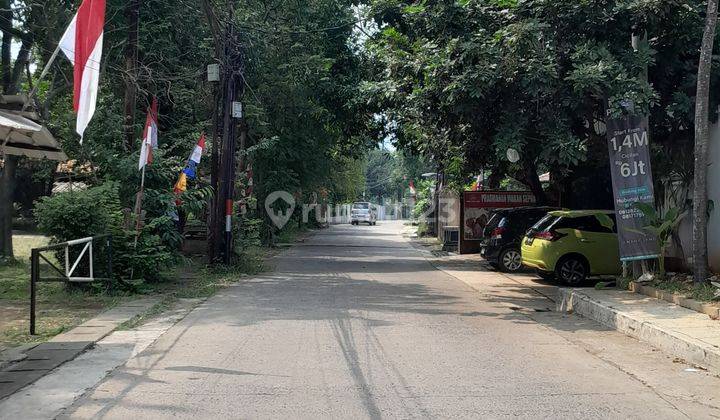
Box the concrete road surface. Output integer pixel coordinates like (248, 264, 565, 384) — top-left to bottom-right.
(61, 221, 719, 419)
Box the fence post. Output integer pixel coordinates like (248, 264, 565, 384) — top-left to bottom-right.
(30, 249, 38, 335)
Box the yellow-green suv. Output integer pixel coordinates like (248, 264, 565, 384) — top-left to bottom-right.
(521, 210, 621, 285)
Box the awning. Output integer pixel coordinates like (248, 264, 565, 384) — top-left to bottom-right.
(0, 109, 67, 161)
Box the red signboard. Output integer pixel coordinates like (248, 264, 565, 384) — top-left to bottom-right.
(463, 191, 536, 241)
(464, 191, 536, 209)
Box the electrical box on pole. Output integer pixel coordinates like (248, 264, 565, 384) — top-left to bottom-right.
(207, 64, 220, 82)
(232, 101, 243, 118)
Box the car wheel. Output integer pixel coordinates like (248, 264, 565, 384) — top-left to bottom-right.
(499, 248, 523, 272)
(556, 256, 588, 286)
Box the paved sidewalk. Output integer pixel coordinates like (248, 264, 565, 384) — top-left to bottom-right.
(0, 297, 159, 400)
(0, 298, 200, 419)
(559, 287, 720, 374)
(418, 247, 720, 375)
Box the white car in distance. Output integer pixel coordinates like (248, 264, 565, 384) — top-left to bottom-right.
(350, 202, 377, 226)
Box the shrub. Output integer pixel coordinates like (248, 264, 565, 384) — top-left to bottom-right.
(34, 182, 180, 284)
(34, 182, 123, 242)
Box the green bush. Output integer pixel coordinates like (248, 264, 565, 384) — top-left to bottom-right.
(35, 182, 123, 242)
(33, 182, 180, 284)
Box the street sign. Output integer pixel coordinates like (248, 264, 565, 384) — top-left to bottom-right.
(606, 112, 659, 261)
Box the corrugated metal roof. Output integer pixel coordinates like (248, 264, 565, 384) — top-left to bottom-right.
(0, 96, 67, 161)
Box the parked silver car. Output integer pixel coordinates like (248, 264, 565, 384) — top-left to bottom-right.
(350, 202, 377, 225)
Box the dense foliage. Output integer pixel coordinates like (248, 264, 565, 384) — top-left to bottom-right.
(361, 0, 720, 208)
(2, 0, 380, 271)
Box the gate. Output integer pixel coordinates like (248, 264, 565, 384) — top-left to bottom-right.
(29, 235, 113, 335)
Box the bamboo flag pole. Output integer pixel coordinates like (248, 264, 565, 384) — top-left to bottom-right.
(129, 164, 146, 281)
(21, 44, 63, 112)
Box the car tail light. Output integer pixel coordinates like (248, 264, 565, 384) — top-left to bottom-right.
(533, 230, 565, 241)
(491, 227, 506, 240)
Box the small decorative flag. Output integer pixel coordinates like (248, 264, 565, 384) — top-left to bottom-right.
(409, 180, 416, 196)
(472, 175, 483, 191)
(174, 172, 187, 195)
(173, 133, 205, 197)
(58, 0, 106, 141)
(138, 97, 159, 170)
(182, 133, 205, 179)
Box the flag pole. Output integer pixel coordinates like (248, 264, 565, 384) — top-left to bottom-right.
(134, 165, 146, 245)
(129, 165, 146, 281)
(22, 43, 63, 112)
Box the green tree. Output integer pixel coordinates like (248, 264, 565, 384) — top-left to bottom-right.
(361, 1, 718, 212)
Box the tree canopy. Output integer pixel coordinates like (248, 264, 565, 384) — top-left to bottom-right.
(360, 0, 719, 207)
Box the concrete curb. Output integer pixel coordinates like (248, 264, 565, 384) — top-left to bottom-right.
(557, 288, 720, 376)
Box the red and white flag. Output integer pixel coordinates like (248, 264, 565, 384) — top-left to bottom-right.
(139, 98, 159, 170)
(58, 0, 106, 142)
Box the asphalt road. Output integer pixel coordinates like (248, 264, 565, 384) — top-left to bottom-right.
(62, 221, 718, 419)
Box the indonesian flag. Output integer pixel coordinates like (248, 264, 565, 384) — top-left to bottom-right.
(138, 98, 159, 170)
(182, 133, 205, 179)
(58, 0, 106, 141)
(409, 180, 416, 196)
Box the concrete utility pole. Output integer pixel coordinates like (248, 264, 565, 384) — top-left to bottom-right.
(216, 18, 246, 265)
(202, 1, 247, 265)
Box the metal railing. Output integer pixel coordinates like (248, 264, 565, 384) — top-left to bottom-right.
(30, 234, 113, 335)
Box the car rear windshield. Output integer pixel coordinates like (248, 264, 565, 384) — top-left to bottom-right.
(552, 215, 615, 233)
(352, 203, 370, 210)
(529, 214, 558, 233)
(483, 212, 504, 237)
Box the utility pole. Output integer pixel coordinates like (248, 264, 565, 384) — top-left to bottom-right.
(202, 0, 246, 265)
(214, 15, 246, 265)
(208, 69, 222, 263)
(201, 0, 223, 264)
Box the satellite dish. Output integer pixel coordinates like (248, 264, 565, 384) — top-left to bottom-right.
(506, 148, 520, 163)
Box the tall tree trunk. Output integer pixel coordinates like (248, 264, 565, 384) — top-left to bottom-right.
(522, 159, 547, 205)
(123, 0, 140, 151)
(0, 155, 16, 257)
(692, 0, 718, 283)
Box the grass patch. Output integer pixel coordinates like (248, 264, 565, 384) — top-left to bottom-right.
(648, 275, 720, 303)
(0, 235, 273, 351)
(276, 223, 308, 244)
(1, 235, 126, 350)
